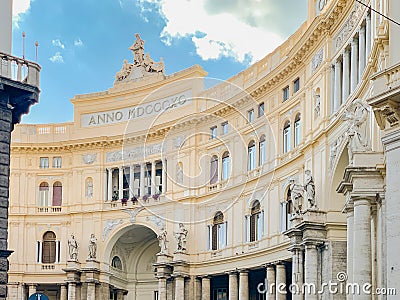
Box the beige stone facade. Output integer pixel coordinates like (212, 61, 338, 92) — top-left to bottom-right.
(6, 0, 400, 299)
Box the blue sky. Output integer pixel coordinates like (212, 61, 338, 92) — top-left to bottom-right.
(12, 0, 307, 124)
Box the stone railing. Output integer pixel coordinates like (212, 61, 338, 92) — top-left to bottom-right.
(36, 206, 62, 213)
(0, 52, 41, 88)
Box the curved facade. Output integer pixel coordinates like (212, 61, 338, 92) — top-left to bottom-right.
(7, 0, 400, 299)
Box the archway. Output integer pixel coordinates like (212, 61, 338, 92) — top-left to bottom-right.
(329, 143, 349, 212)
(107, 224, 160, 300)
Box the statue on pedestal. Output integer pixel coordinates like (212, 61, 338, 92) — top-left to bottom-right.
(87, 233, 97, 260)
(68, 234, 79, 261)
(157, 228, 168, 255)
(129, 33, 145, 66)
(174, 223, 188, 253)
(289, 179, 304, 215)
(304, 170, 316, 208)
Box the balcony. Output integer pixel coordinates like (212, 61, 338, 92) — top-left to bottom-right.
(36, 206, 62, 213)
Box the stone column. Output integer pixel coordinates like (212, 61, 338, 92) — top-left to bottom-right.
(292, 249, 304, 300)
(228, 271, 238, 300)
(330, 65, 335, 114)
(140, 163, 145, 197)
(103, 170, 108, 201)
(60, 284, 68, 300)
(275, 263, 286, 300)
(162, 159, 167, 194)
(118, 167, 123, 199)
(201, 277, 210, 300)
(365, 14, 371, 62)
(151, 160, 156, 195)
(342, 48, 350, 103)
(358, 26, 366, 80)
(344, 203, 354, 300)
(239, 270, 249, 300)
(350, 38, 359, 92)
(353, 198, 372, 300)
(304, 244, 318, 300)
(174, 276, 185, 300)
(266, 265, 275, 300)
(107, 168, 113, 201)
(334, 58, 342, 112)
(28, 284, 37, 296)
(158, 278, 167, 300)
(129, 165, 134, 198)
(116, 290, 124, 300)
(38, 241, 43, 263)
(68, 283, 77, 300)
(87, 282, 96, 300)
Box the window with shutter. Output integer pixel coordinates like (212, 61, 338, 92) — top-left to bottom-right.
(42, 231, 56, 263)
(52, 181, 62, 206)
(250, 200, 261, 242)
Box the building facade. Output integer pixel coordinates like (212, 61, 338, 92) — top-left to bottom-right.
(6, 0, 400, 299)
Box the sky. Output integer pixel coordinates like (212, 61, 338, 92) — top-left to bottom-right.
(12, 0, 308, 124)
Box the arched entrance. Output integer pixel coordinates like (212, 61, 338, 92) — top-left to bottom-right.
(107, 224, 160, 300)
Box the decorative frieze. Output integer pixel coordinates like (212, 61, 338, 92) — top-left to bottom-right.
(103, 219, 123, 241)
(311, 48, 324, 73)
(82, 153, 97, 165)
(106, 143, 162, 163)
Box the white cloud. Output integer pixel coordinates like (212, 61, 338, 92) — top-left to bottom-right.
(49, 52, 64, 63)
(52, 39, 65, 49)
(74, 38, 84, 47)
(12, 0, 33, 28)
(136, 0, 284, 64)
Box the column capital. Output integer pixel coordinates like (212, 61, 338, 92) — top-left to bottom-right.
(238, 269, 249, 274)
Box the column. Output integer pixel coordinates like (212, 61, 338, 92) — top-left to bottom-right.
(151, 161, 156, 195)
(330, 65, 335, 115)
(342, 48, 350, 103)
(38, 241, 42, 263)
(68, 283, 76, 300)
(28, 284, 37, 296)
(162, 159, 167, 194)
(201, 277, 210, 300)
(174, 276, 185, 300)
(358, 26, 366, 81)
(118, 167, 123, 199)
(334, 59, 342, 112)
(158, 278, 167, 300)
(266, 265, 275, 300)
(87, 282, 96, 300)
(292, 249, 304, 300)
(239, 270, 249, 300)
(60, 284, 68, 300)
(304, 244, 318, 300)
(350, 38, 359, 92)
(365, 14, 371, 62)
(275, 263, 286, 300)
(103, 170, 108, 201)
(140, 163, 145, 197)
(116, 290, 124, 300)
(107, 168, 113, 201)
(344, 205, 354, 300)
(129, 165, 134, 199)
(194, 277, 202, 300)
(228, 272, 238, 300)
(353, 198, 372, 300)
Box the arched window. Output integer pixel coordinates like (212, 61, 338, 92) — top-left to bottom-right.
(52, 181, 62, 206)
(42, 231, 56, 263)
(111, 256, 123, 270)
(294, 113, 301, 147)
(39, 182, 49, 206)
(222, 152, 230, 181)
(208, 211, 227, 251)
(210, 155, 219, 184)
(259, 135, 266, 165)
(283, 121, 291, 153)
(245, 201, 264, 242)
(248, 141, 256, 171)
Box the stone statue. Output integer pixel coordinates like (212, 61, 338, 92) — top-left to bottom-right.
(313, 91, 321, 117)
(343, 99, 369, 164)
(175, 223, 188, 253)
(176, 163, 183, 184)
(129, 33, 145, 66)
(68, 234, 79, 261)
(289, 179, 303, 215)
(88, 233, 97, 260)
(157, 228, 168, 255)
(304, 170, 316, 208)
(86, 178, 93, 198)
(115, 59, 132, 82)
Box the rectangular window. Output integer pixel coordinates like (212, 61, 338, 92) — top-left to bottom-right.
(40, 157, 49, 169)
(221, 122, 228, 135)
(247, 109, 255, 123)
(258, 102, 265, 117)
(293, 77, 300, 93)
(210, 126, 217, 139)
(53, 157, 62, 168)
(283, 86, 290, 101)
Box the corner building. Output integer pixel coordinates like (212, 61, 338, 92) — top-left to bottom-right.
(7, 0, 400, 299)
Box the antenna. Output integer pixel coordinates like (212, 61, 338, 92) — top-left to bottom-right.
(35, 41, 39, 62)
(22, 32, 26, 59)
